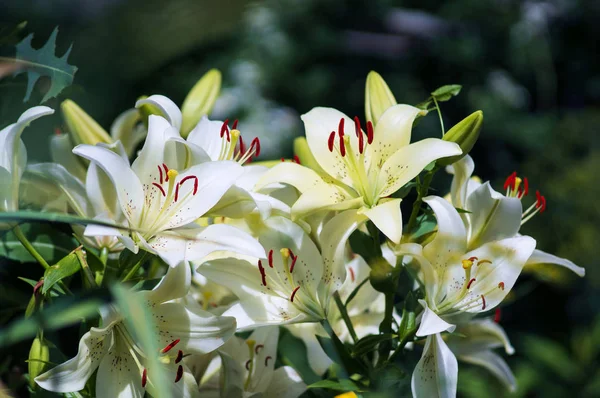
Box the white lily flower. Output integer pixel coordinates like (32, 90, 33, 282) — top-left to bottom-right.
(0, 106, 54, 224)
(198, 327, 307, 398)
(411, 333, 458, 398)
(395, 196, 536, 337)
(448, 155, 585, 277)
(199, 213, 360, 330)
(35, 263, 236, 398)
(256, 104, 462, 244)
(287, 254, 386, 375)
(72, 113, 265, 267)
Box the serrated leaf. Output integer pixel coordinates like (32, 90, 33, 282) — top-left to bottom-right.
(308, 379, 360, 392)
(0, 223, 77, 264)
(42, 252, 80, 294)
(431, 84, 462, 102)
(13, 27, 77, 102)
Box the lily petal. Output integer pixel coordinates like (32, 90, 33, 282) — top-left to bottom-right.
(136, 94, 182, 131)
(458, 351, 516, 392)
(50, 134, 87, 181)
(110, 108, 145, 157)
(292, 184, 362, 220)
(449, 318, 514, 355)
(186, 223, 266, 264)
(263, 367, 307, 398)
(147, 262, 191, 304)
(255, 161, 328, 193)
(466, 182, 522, 250)
(221, 301, 307, 331)
(95, 339, 144, 398)
(377, 139, 461, 198)
(286, 323, 333, 375)
(416, 299, 456, 337)
(130, 115, 176, 184)
(359, 198, 403, 244)
(186, 116, 226, 161)
(525, 248, 585, 277)
(35, 326, 112, 393)
(446, 154, 475, 212)
(411, 334, 458, 398)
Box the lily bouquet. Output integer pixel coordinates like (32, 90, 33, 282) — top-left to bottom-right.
(0, 69, 584, 398)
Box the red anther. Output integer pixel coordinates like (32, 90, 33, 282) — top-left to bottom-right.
(281, 157, 285, 162)
(348, 267, 355, 283)
(353, 116, 361, 137)
(540, 196, 546, 213)
(239, 135, 246, 155)
(255, 344, 264, 354)
(141, 368, 147, 388)
(518, 186, 523, 198)
(174, 365, 183, 383)
(494, 308, 502, 323)
(338, 118, 345, 137)
(354, 116, 364, 154)
(498, 281, 505, 290)
(366, 121, 374, 144)
(175, 349, 183, 364)
(339, 134, 346, 157)
(289, 254, 298, 273)
(268, 249, 274, 268)
(290, 286, 301, 302)
(152, 182, 166, 197)
(220, 119, 229, 138)
(503, 172, 516, 190)
(245, 360, 251, 370)
(161, 339, 181, 354)
(179, 175, 199, 195)
(162, 163, 169, 181)
(328, 131, 335, 152)
(232, 119, 238, 130)
(467, 278, 476, 289)
(535, 190, 542, 209)
(523, 177, 529, 196)
(158, 165, 164, 184)
(293, 155, 301, 164)
(468, 256, 478, 262)
(481, 295, 487, 310)
(54, 127, 62, 136)
(265, 356, 272, 366)
(250, 137, 261, 157)
(174, 184, 180, 202)
(258, 260, 267, 286)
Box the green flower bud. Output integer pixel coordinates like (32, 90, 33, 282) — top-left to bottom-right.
(365, 71, 397, 125)
(293, 137, 326, 174)
(438, 110, 483, 166)
(61, 100, 111, 147)
(28, 334, 49, 389)
(181, 69, 222, 137)
(369, 257, 397, 293)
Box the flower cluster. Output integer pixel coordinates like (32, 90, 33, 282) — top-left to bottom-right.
(2, 70, 584, 398)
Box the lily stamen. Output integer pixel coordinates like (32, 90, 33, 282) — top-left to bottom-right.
(174, 365, 183, 383)
(290, 286, 301, 302)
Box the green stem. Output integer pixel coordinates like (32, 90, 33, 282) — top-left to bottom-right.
(320, 318, 350, 378)
(74, 249, 97, 288)
(99, 247, 108, 265)
(121, 252, 148, 282)
(432, 97, 445, 136)
(13, 225, 50, 270)
(344, 277, 369, 307)
(333, 291, 358, 343)
(376, 291, 395, 368)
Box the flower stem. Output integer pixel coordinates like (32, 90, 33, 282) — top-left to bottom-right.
(333, 291, 358, 343)
(121, 252, 148, 282)
(13, 225, 50, 270)
(432, 96, 445, 136)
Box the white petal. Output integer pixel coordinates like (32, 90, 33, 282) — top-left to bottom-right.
(244, 327, 280, 393)
(95, 340, 144, 398)
(292, 184, 362, 219)
(423, 196, 467, 265)
(136, 95, 182, 131)
(130, 115, 175, 183)
(263, 367, 307, 398)
(286, 323, 332, 375)
(301, 107, 364, 188)
(255, 161, 329, 193)
(152, 303, 237, 354)
(318, 210, 367, 304)
(110, 108, 144, 157)
(525, 248, 585, 277)
(147, 262, 191, 304)
(340, 256, 382, 316)
(449, 318, 514, 355)
(0, 167, 14, 213)
(394, 244, 439, 308)
(35, 326, 112, 393)
(458, 351, 516, 392)
(86, 160, 123, 221)
(50, 134, 87, 181)
(359, 198, 403, 244)
(73, 144, 144, 226)
(142, 234, 187, 268)
(186, 116, 226, 161)
(411, 334, 458, 398)
(466, 182, 522, 249)
(368, 104, 422, 168)
(446, 154, 475, 211)
(222, 301, 307, 331)
(416, 299, 456, 337)
(455, 236, 536, 313)
(377, 139, 462, 197)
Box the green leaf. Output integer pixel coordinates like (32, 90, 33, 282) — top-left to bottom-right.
(308, 379, 360, 392)
(409, 213, 437, 241)
(415, 99, 432, 110)
(42, 252, 80, 295)
(521, 335, 581, 382)
(349, 229, 381, 264)
(13, 27, 77, 102)
(0, 223, 77, 264)
(277, 328, 321, 384)
(352, 333, 395, 357)
(0, 289, 109, 347)
(431, 84, 462, 102)
(0, 211, 138, 231)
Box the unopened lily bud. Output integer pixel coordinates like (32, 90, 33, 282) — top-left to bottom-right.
(438, 110, 483, 166)
(181, 69, 222, 137)
(293, 137, 326, 174)
(365, 71, 397, 125)
(28, 334, 49, 389)
(61, 100, 111, 147)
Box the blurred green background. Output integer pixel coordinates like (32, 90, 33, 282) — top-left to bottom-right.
(1, 0, 599, 396)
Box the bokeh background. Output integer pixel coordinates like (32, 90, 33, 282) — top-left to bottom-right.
(1, 0, 599, 396)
